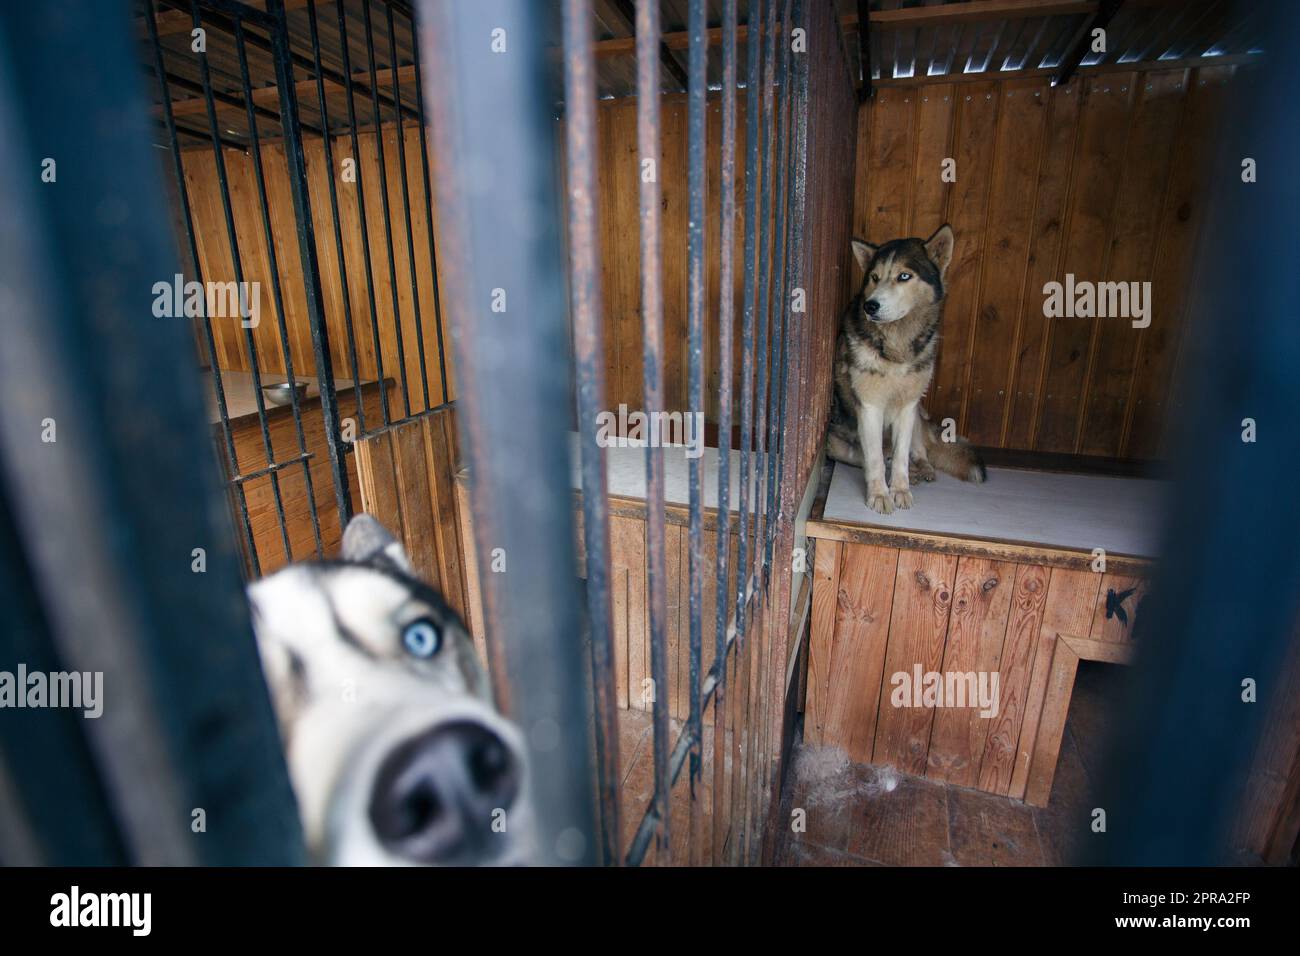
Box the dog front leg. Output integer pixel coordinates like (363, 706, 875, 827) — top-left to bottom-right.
(889, 401, 917, 510)
(908, 405, 935, 483)
(859, 403, 892, 514)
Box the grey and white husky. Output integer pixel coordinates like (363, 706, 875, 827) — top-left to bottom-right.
(248, 514, 534, 866)
(827, 224, 986, 513)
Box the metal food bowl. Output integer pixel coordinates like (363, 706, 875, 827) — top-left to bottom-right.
(262, 381, 309, 407)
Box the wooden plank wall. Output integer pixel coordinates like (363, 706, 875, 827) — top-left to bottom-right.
(180, 125, 455, 419)
(805, 537, 1146, 799)
(458, 495, 742, 726)
(352, 406, 470, 624)
(853, 67, 1238, 461)
(595, 93, 750, 425)
(790, 24, 858, 488)
(227, 381, 384, 576)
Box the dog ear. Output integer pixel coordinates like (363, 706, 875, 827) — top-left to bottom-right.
(924, 224, 954, 278)
(342, 513, 414, 574)
(850, 238, 877, 273)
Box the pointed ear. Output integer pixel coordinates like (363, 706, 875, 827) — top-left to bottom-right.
(342, 513, 414, 574)
(850, 238, 877, 273)
(924, 224, 954, 278)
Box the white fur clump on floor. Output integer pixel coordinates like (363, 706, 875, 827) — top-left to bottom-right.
(791, 742, 900, 806)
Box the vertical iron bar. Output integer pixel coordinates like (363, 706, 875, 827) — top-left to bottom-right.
(759, 0, 796, 851)
(307, 0, 368, 437)
(752, 0, 778, 594)
(233, 16, 324, 557)
(190, 0, 293, 565)
(145, 0, 260, 576)
(387, 2, 432, 412)
(362, 0, 412, 419)
(712, 0, 738, 868)
(731, 0, 764, 866)
(744, 0, 779, 865)
(735, 0, 763, 653)
(561, 0, 623, 867)
(406, 7, 451, 405)
(636, 0, 672, 861)
(685, 0, 707, 868)
(268, 0, 352, 532)
(857, 0, 873, 101)
(337, 0, 392, 426)
(0, 0, 302, 863)
(763, 0, 810, 859)
(765, 0, 794, 577)
(416, 0, 598, 866)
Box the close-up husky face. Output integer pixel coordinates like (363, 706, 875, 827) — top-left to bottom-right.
(247, 515, 534, 866)
(851, 224, 954, 324)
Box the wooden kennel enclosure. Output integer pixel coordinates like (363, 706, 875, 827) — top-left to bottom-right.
(6, 0, 1293, 869)
(139, 0, 1295, 866)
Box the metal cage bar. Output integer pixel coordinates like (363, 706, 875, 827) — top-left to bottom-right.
(685, 0, 708, 867)
(634, 0, 673, 864)
(561, 0, 624, 867)
(145, 0, 261, 576)
(232, 13, 325, 558)
(305, 0, 369, 437)
(336, 0, 393, 428)
(711, 0, 739, 868)
(0, 0, 303, 864)
(361, 0, 413, 419)
(190, 0, 297, 566)
(415, 0, 599, 867)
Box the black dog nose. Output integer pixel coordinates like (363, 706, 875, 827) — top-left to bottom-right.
(864, 298, 880, 315)
(369, 721, 520, 864)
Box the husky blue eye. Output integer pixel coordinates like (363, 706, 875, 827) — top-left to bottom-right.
(402, 619, 441, 658)
(898, 272, 912, 281)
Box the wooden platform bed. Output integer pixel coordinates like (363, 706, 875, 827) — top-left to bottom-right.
(804, 459, 1161, 808)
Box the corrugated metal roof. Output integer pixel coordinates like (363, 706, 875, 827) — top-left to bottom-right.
(139, 0, 1266, 149)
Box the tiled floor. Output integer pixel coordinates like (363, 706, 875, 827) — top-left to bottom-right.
(775, 660, 1120, 866)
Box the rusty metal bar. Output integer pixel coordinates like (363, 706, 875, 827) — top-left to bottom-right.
(685, 0, 708, 867)
(405, 5, 451, 405)
(305, 0, 368, 436)
(415, 0, 598, 866)
(190, 0, 293, 564)
(755, 0, 796, 861)
(145, 0, 260, 575)
(762, 0, 811, 863)
(711, 0, 738, 868)
(386, 1, 431, 412)
(337, 0, 392, 426)
(741, 0, 779, 866)
(857, 0, 873, 100)
(632, 0, 673, 864)
(0, 0, 302, 863)
(233, 13, 324, 558)
(362, 0, 412, 419)
(267, 0, 352, 534)
(561, 0, 623, 867)
(731, 0, 764, 866)
(734, 0, 762, 646)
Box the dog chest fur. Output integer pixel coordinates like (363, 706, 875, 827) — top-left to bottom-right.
(845, 328, 937, 416)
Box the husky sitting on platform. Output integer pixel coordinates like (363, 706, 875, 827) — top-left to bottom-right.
(248, 514, 533, 866)
(826, 224, 986, 514)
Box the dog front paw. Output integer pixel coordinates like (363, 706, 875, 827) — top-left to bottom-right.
(891, 488, 913, 510)
(910, 459, 936, 483)
(867, 489, 894, 514)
